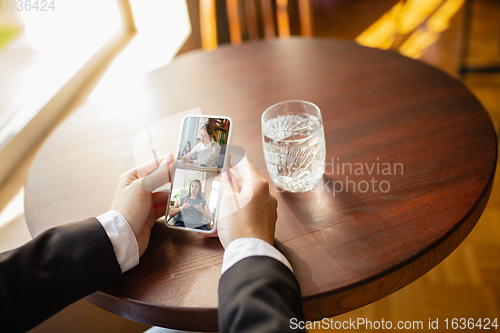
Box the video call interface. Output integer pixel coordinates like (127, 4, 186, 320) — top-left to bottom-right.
(167, 117, 230, 231)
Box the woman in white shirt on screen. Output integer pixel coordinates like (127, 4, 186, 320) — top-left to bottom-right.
(181, 123, 221, 167)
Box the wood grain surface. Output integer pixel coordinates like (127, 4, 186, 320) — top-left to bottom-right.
(24, 38, 497, 331)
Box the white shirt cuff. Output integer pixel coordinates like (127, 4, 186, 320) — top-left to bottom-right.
(221, 237, 293, 275)
(96, 210, 140, 273)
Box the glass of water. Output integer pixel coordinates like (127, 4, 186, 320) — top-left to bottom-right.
(262, 100, 326, 193)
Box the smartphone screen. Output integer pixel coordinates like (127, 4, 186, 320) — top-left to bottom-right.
(166, 115, 232, 233)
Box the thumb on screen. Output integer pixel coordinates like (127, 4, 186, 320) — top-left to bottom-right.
(220, 168, 236, 194)
(141, 153, 175, 192)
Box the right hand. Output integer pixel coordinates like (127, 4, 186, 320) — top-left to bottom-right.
(181, 156, 188, 163)
(217, 155, 278, 249)
(180, 201, 190, 211)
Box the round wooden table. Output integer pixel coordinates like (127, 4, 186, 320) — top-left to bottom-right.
(25, 38, 497, 331)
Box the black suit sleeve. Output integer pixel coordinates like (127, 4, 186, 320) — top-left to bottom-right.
(218, 256, 307, 333)
(0, 218, 122, 333)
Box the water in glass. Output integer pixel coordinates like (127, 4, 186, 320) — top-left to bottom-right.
(263, 113, 325, 192)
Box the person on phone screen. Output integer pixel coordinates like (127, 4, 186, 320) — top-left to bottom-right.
(169, 179, 212, 230)
(181, 123, 221, 167)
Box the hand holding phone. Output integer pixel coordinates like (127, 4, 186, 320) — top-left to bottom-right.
(112, 153, 175, 255)
(216, 155, 278, 248)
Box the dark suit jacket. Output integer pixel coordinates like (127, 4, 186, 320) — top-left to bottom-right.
(0, 218, 306, 333)
(219, 256, 307, 333)
(0, 218, 122, 333)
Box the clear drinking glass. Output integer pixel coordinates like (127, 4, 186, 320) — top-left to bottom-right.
(262, 100, 326, 193)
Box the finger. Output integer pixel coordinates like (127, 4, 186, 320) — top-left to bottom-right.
(147, 205, 157, 227)
(230, 172, 244, 192)
(119, 159, 162, 186)
(222, 168, 242, 192)
(227, 146, 246, 167)
(154, 204, 167, 219)
(131, 158, 165, 180)
(133, 204, 156, 239)
(220, 167, 239, 197)
(270, 193, 278, 212)
(272, 193, 278, 209)
(232, 155, 262, 192)
(153, 191, 170, 206)
(141, 153, 175, 192)
(152, 192, 169, 207)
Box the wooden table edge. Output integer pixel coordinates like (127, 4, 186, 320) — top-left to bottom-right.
(301, 158, 497, 320)
(86, 292, 220, 332)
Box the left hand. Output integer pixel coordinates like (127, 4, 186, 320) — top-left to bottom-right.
(111, 153, 176, 256)
(194, 204, 203, 212)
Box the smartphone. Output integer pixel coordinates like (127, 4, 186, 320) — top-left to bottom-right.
(166, 115, 232, 233)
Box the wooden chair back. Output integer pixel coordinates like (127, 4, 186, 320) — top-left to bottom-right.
(200, 0, 314, 50)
